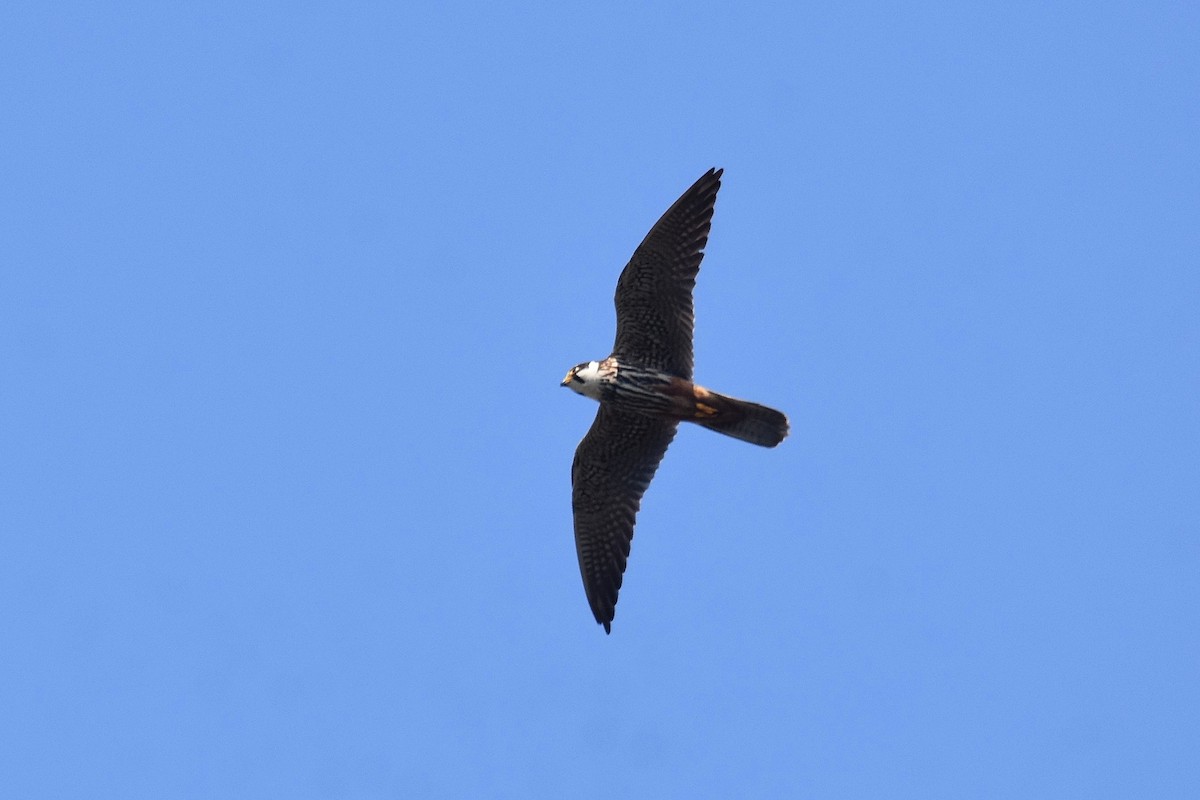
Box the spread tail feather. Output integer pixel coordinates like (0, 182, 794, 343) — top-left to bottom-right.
(692, 389, 789, 447)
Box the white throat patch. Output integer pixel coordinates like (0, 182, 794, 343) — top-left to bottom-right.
(569, 360, 607, 401)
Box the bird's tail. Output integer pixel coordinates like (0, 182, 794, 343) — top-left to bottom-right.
(691, 387, 789, 448)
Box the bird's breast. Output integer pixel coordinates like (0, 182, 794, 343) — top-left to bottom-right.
(602, 360, 696, 419)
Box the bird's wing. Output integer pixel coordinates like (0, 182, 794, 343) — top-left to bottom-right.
(611, 167, 722, 380)
(571, 405, 678, 633)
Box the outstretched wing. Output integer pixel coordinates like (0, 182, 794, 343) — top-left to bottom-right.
(611, 167, 722, 380)
(571, 405, 678, 633)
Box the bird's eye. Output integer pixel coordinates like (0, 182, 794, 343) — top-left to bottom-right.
(572, 373, 583, 382)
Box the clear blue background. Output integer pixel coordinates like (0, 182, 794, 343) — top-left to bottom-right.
(2, 2, 1197, 797)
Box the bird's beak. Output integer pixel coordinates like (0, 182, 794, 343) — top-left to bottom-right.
(560, 371, 572, 387)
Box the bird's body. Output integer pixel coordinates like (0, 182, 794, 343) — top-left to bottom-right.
(563, 168, 788, 633)
(565, 356, 788, 447)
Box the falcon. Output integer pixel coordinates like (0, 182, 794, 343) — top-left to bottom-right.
(562, 168, 789, 633)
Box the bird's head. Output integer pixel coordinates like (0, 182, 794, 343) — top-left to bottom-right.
(561, 360, 604, 400)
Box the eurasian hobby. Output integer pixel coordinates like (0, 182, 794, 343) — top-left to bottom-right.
(562, 168, 789, 633)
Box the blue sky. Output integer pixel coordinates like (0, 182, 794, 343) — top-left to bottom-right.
(2, 2, 1197, 797)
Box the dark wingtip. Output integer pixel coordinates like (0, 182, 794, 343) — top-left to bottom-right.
(603, 621, 612, 634)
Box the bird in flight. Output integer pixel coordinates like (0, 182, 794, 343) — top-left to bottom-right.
(562, 168, 789, 633)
